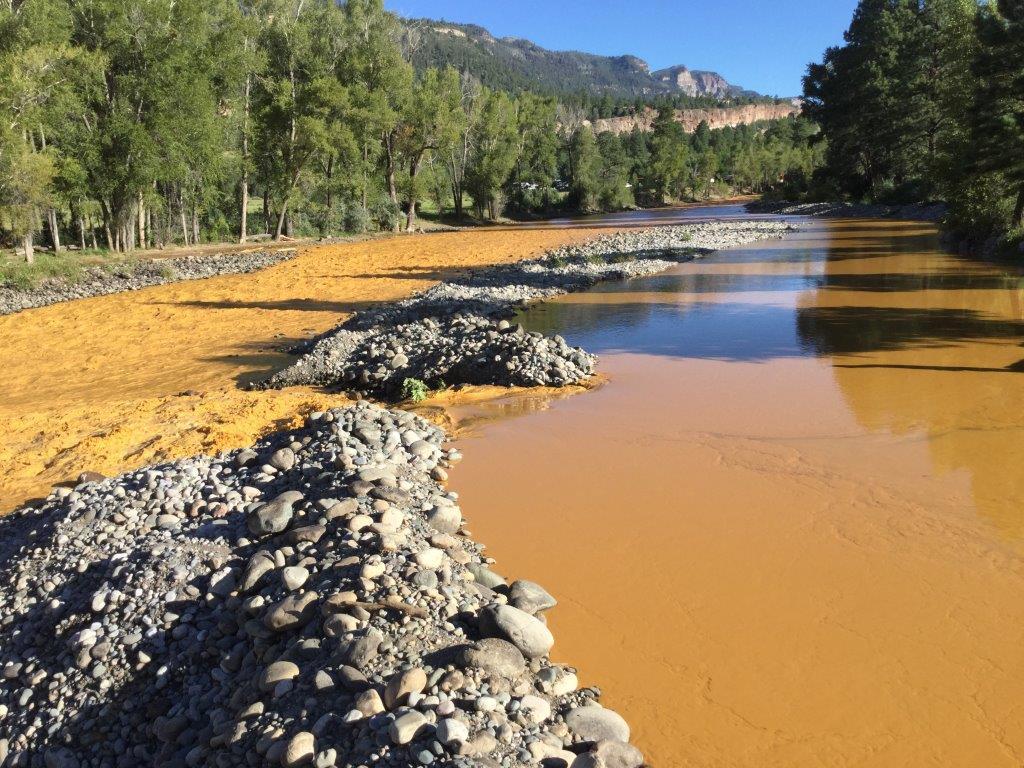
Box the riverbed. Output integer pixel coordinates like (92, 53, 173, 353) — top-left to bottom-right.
(445, 211, 1024, 766)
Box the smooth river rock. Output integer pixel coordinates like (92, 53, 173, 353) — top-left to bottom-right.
(565, 706, 631, 743)
(478, 604, 554, 659)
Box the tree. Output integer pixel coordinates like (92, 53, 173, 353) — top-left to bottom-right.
(342, 0, 411, 223)
(567, 126, 601, 212)
(647, 107, 688, 203)
(0, 0, 85, 261)
(595, 132, 634, 210)
(510, 93, 559, 212)
(397, 66, 463, 231)
(970, 0, 1024, 230)
(465, 89, 518, 220)
(444, 73, 483, 219)
(256, 0, 348, 240)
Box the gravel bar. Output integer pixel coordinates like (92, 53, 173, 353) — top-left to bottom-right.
(0, 249, 298, 316)
(1, 403, 645, 768)
(746, 200, 947, 221)
(262, 222, 794, 398)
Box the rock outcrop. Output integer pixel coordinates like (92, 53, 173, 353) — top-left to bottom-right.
(589, 102, 801, 135)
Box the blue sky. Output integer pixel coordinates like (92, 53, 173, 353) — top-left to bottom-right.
(383, 0, 858, 96)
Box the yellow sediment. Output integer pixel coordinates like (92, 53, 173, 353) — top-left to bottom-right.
(0, 227, 606, 511)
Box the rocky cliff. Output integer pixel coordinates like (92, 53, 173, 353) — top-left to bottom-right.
(651, 66, 743, 98)
(588, 102, 801, 135)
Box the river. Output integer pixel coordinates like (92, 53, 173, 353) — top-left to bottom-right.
(444, 208, 1024, 767)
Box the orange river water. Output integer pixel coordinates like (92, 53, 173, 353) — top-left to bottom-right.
(444, 216, 1024, 767)
(3, 213, 1024, 767)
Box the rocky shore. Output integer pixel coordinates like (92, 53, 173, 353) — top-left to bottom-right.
(0, 249, 297, 316)
(0, 403, 644, 768)
(747, 200, 947, 222)
(262, 222, 793, 398)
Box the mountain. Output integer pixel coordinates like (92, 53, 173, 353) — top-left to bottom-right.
(403, 19, 762, 101)
(652, 66, 749, 99)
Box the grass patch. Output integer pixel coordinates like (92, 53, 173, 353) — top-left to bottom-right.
(0, 250, 136, 290)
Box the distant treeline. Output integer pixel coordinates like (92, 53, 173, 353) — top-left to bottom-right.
(803, 0, 1024, 250)
(0, 0, 820, 262)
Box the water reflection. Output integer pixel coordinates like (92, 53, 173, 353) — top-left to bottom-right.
(514, 219, 1024, 537)
(452, 216, 1024, 766)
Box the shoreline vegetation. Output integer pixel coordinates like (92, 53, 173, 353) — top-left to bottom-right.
(800, 0, 1024, 257)
(0, 1, 819, 266)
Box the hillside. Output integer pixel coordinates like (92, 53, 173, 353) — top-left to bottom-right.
(403, 18, 762, 100)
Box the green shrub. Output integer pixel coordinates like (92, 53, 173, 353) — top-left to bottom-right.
(400, 378, 429, 403)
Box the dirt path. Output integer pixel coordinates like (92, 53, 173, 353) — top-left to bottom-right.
(0, 227, 605, 511)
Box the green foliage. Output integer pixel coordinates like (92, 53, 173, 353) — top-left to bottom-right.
(0, 1, 819, 256)
(805, 0, 1023, 243)
(465, 90, 519, 220)
(648, 108, 689, 203)
(567, 127, 602, 212)
(400, 377, 429, 403)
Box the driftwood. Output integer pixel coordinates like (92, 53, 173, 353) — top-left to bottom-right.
(355, 596, 429, 619)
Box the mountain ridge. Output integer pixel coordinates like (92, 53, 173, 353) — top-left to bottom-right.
(403, 18, 766, 101)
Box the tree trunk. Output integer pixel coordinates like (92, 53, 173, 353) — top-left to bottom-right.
(362, 142, 370, 214)
(406, 155, 423, 232)
(47, 209, 62, 252)
(325, 155, 334, 222)
(240, 71, 251, 244)
(263, 190, 270, 234)
(78, 216, 86, 251)
(275, 200, 290, 240)
(137, 191, 146, 249)
(383, 132, 399, 206)
(451, 181, 463, 219)
(101, 202, 113, 251)
(180, 204, 190, 247)
(23, 230, 34, 264)
(192, 207, 200, 246)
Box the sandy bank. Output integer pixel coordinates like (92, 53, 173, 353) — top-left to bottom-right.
(0, 228, 608, 512)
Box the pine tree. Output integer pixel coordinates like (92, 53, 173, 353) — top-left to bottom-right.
(972, 0, 1024, 230)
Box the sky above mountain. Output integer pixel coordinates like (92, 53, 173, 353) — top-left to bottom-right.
(383, 0, 858, 97)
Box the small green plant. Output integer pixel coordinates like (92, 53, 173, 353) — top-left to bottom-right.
(400, 377, 429, 403)
(549, 255, 568, 269)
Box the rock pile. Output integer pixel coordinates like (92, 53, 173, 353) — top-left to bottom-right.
(264, 221, 792, 397)
(0, 249, 297, 316)
(0, 403, 644, 768)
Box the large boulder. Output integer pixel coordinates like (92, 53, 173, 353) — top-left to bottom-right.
(478, 605, 554, 659)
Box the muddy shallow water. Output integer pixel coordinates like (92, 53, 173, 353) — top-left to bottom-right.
(446, 214, 1024, 767)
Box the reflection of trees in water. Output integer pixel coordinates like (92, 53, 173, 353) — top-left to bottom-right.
(796, 305, 1024, 359)
(796, 226, 1024, 539)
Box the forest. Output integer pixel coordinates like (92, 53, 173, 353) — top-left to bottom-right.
(803, 0, 1024, 250)
(0, 0, 819, 263)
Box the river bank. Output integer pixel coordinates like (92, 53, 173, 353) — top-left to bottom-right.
(0, 402, 642, 768)
(0, 212, 796, 768)
(0, 227, 608, 513)
(0, 249, 298, 316)
(263, 222, 792, 398)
